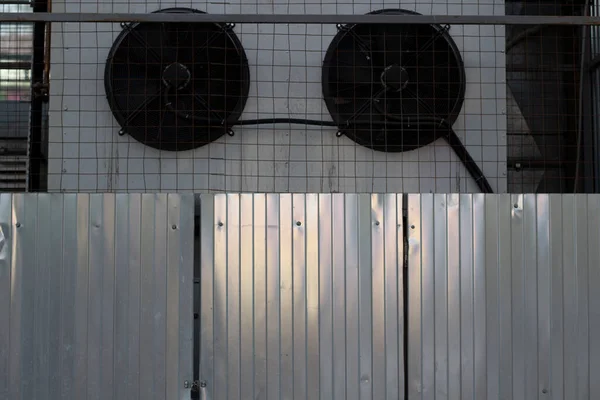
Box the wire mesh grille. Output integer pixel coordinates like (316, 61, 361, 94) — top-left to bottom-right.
(1, 0, 598, 194)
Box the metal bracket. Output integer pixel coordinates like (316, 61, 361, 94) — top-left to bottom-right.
(188, 380, 206, 393)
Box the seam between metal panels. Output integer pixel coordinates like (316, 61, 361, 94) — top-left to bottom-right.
(58, 196, 64, 400)
(112, 196, 117, 400)
(402, 194, 409, 400)
(86, 196, 91, 399)
(251, 195, 256, 400)
(343, 194, 348, 399)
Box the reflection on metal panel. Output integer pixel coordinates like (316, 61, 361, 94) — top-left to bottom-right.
(407, 194, 600, 400)
(198, 193, 405, 400)
(0, 193, 194, 400)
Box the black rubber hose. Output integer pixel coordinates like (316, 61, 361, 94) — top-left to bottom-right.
(444, 128, 494, 193)
(234, 118, 338, 127)
(243, 119, 495, 193)
(164, 93, 493, 192)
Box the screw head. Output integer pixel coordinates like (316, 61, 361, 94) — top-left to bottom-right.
(15, 222, 21, 228)
(200, 381, 207, 388)
(296, 221, 302, 226)
(218, 221, 224, 227)
(411, 225, 415, 229)
(375, 221, 380, 226)
(172, 224, 177, 230)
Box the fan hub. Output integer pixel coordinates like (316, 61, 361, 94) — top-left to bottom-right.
(381, 65, 409, 91)
(162, 62, 191, 90)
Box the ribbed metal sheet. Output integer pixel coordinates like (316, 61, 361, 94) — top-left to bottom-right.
(0, 193, 194, 400)
(407, 194, 600, 400)
(198, 193, 405, 400)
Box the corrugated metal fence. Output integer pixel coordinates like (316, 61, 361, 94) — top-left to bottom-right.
(1, 193, 599, 399)
(0, 193, 195, 400)
(407, 194, 600, 400)
(198, 194, 405, 400)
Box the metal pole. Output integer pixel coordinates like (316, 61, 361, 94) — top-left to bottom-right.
(27, 0, 47, 192)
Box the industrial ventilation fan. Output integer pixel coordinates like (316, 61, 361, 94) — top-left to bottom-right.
(104, 8, 250, 151)
(97, 7, 497, 193)
(322, 9, 492, 192)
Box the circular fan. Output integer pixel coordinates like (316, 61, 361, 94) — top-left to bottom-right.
(322, 9, 466, 152)
(104, 8, 250, 151)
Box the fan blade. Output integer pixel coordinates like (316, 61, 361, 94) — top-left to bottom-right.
(179, 87, 225, 124)
(346, 28, 374, 61)
(126, 25, 163, 64)
(402, 24, 450, 67)
(158, 23, 179, 63)
(121, 86, 164, 127)
(194, 28, 227, 61)
(404, 86, 436, 116)
(372, 25, 406, 67)
(331, 56, 371, 69)
(331, 64, 373, 86)
(400, 95, 419, 116)
(175, 23, 198, 64)
(343, 86, 387, 124)
(373, 26, 389, 66)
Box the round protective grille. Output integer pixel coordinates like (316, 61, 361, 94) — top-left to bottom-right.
(322, 9, 466, 152)
(104, 8, 250, 151)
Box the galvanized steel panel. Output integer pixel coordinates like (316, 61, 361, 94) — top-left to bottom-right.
(197, 193, 405, 400)
(0, 193, 194, 400)
(407, 194, 600, 400)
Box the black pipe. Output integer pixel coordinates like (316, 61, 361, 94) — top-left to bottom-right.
(164, 91, 493, 192)
(28, 0, 48, 192)
(234, 118, 338, 127)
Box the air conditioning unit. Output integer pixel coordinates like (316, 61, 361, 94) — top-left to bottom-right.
(48, 0, 506, 193)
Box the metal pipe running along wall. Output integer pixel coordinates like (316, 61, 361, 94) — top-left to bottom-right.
(1, 13, 600, 24)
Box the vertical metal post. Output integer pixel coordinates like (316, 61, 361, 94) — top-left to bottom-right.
(28, 0, 48, 191)
(578, 1, 595, 192)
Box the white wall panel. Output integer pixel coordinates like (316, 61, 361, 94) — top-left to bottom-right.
(48, 0, 506, 193)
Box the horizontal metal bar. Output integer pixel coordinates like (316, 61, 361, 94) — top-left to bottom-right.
(507, 159, 564, 169)
(0, 0, 30, 4)
(0, 62, 31, 70)
(0, 178, 26, 183)
(0, 149, 27, 156)
(0, 12, 600, 25)
(0, 160, 27, 165)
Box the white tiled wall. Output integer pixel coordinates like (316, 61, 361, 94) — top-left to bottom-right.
(48, 0, 506, 193)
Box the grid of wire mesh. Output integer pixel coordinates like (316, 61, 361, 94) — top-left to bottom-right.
(0, 0, 598, 194)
